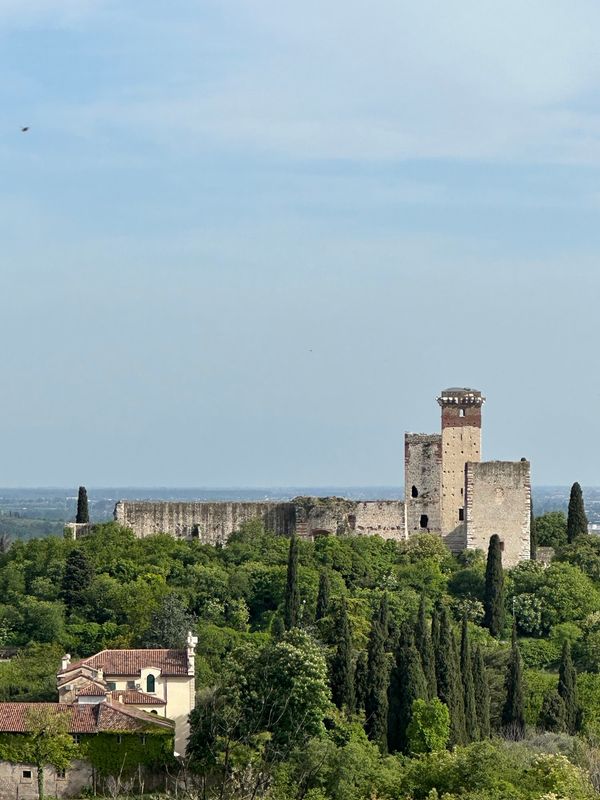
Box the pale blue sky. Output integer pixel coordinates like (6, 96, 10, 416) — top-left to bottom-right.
(1, 0, 599, 487)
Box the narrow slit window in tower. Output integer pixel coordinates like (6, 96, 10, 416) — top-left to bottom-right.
(458, 508, 464, 521)
(411, 485, 419, 498)
(420, 514, 428, 529)
(459, 408, 465, 417)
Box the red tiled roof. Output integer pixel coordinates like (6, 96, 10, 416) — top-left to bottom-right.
(0, 703, 173, 734)
(59, 649, 188, 677)
(76, 685, 106, 697)
(110, 690, 166, 706)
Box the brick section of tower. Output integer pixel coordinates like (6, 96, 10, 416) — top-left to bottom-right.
(404, 433, 442, 535)
(437, 388, 485, 549)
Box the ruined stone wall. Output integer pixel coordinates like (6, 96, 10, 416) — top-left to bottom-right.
(114, 498, 406, 543)
(404, 434, 441, 535)
(114, 501, 296, 545)
(465, 460, 531, 567)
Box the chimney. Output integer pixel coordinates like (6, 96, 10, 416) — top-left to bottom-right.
(186, 631, 198, 677)
(61, 654, 71, 671)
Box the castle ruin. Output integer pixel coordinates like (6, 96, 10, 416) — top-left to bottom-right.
(106, 387, 531, 566)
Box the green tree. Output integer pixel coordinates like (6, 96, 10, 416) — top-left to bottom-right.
(330, 599, 354, 712)
(415, 594, 437, 699)
(567, 482, 588, 543)
(61, 549, 94, 613)
(283, 536, 300, 630)
(460, 615, 478, 742)
(435, 604, 466, 746)
(141, 593, 193, 648)
(25, 707, 78, 800)
(472, 645, 490, 739)
(538, 688, 566, 733)
(354, 650, 368, 713)
(258, 628, 331, 752)
(75, 486, 89, 524)
(483, 534, 505, 638)
(365, 606, 389, 752)
(315, 571, 331, 621)
(536, 510, 568, 549)
(388, 624, 428, 753)
(406, 697, 450, 755)
(558, 639, 579, 734)
(502, 623, 525, 740)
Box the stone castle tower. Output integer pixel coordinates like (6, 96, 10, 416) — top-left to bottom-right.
(438, 388, 485, 548)
(405, 386, 530, 565)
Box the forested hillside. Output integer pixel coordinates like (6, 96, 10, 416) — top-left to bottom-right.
(2, 519, 600, 798)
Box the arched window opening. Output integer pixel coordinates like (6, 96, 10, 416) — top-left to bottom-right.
(146, 674, 156, 694)
(411, 485, 419, 498)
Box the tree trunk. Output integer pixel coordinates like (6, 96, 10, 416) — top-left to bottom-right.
(36, 762, 44, 800)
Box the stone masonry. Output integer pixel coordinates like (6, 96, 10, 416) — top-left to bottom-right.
(465, 460, 531, 568)
(84, 386, 532, 564)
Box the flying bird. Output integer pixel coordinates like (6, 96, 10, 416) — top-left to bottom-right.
(21, 127, 29, 132)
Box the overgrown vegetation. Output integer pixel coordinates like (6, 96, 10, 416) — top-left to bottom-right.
(1, 515, 600, 797)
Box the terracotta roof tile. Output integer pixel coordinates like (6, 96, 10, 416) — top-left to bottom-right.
(0, 703, 173, 734)
(110, 690, 166, 706)
(76, 685, 107, 697)
(60, 649, 188, 677)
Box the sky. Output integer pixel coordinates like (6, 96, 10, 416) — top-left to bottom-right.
(0, 0, 599, 487)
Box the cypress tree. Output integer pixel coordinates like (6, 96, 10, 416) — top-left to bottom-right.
(61, 549, 94, 612)
(75, 486, 89, 524)
(315, 571, 331, 621)
(460, 615, 479, 742)
(567, 482, 588, 543)
(472, 645, 490, 739)
(378, 593, 390, 642)
(415, 594, 437, 699)
(502, 622, 525, 740)
(530, 506, 537, 561)
(435, 604, 466, 746)
(283, 536, 300, 630)
(354, 650, 368, 713)
(365, 610, 389, 753)
(330, 600, 354, 712)
(558, 640, 579, 734)
(538, 688, 566, 733)
(388, 624, 428, 753)
(483, 534, 505, 638)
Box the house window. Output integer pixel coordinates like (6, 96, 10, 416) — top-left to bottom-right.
(72, 734, 82, 744)
(150, 710, 158, 715)
(127, 680, 136, 689)
(22, 770, 32, 781)
(146, 674, 156, 693)
(107, 682, 116, 691)
(117, 735, 122, 744)
(56, 768, 66, 780)
(140, 734, 147, 745)
(459, 409, 465, 417)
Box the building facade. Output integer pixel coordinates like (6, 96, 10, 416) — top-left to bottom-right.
(57, 633, 197, 755)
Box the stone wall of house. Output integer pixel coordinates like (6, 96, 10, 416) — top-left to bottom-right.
(465, 460, 531, 567)
(0, 760, 92, 799)
(112, 498, 406, 543)
(404, 434, 442, 535)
